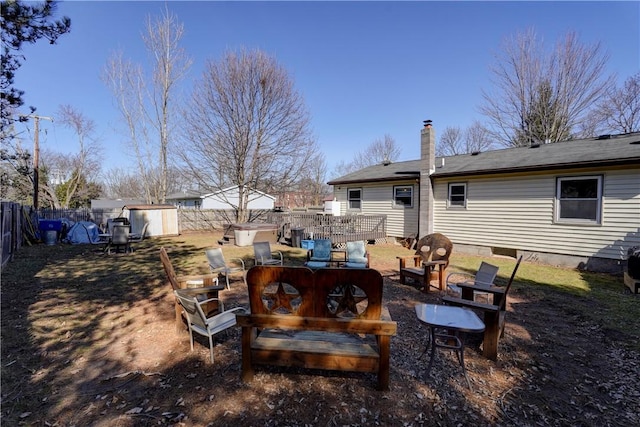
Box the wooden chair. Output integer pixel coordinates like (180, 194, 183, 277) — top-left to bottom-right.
(160, 247, 225, 332)
(398, 233, 453, 292)
(441, 256, 523, 361)
(446, 261, 499, 302)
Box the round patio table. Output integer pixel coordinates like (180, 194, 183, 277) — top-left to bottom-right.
(415, 303, 485, 389)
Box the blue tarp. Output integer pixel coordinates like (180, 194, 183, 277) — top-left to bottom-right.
(65, 221, 100, 244)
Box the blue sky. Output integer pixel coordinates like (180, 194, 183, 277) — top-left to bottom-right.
(13, 1, 640, 180)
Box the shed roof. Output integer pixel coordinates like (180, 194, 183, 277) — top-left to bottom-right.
(328, 132, 640, 185)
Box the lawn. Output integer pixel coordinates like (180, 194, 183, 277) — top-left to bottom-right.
(1, 231, 638, 426)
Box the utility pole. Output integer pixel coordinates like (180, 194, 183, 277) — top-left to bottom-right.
(22, 114, 53, 209)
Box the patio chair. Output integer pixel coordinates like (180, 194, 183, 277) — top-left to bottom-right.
(344, 240, 370, 268)
(174, 288, 246, 363)
(160, 247, 225, 332)
(446, 261, 499, 303)
(305, 238, 332, 268)
(398, 233, 453, 292)
(81, 222, 108, 250)
(205, 247, 247, 290)
(109, 224, 130, 254)
(253, 241, 283, 266)
(128, 221, 149, 244)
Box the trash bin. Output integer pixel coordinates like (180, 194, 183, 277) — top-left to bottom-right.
(39, 220, 62, 245)
(42, 230, 57, 245)
(291, 227, 304, 248)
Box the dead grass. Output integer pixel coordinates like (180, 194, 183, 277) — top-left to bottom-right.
(1, 231, 639, 426)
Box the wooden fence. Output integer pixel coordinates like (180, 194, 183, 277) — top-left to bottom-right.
(178, 209, 273, 231)
(1, 202, 24, 267)
(0, 205, 388, 266)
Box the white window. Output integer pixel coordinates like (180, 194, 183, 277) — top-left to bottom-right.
(448, 183, 467, 208)
(348, 188, 362, 210)
(556, 176, 602, 224)
(393, 185, 413, 208)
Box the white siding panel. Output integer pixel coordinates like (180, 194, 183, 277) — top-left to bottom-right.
(335, 181, 418, 238)
(434, 168, 640, 260)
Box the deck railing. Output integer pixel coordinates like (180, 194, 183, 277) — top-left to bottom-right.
(264, 212, 387, 245)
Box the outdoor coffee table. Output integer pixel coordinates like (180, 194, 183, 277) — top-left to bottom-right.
(415, 303, 485, 389)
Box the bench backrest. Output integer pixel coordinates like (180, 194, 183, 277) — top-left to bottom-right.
(246, 266, 384, 320)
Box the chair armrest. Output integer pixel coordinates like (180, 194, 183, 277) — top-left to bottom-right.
(275, 251, 283, 262)
(456, 282, 506, 295)
(446, 272, 475, 285)
(230, 257, 246, 268)
(396, 255, 422, 269)
(197, 297, 225, 312)
(441, 295, 500, 312)
(177, 285, 225, 296)
(176, 274, 221, 289)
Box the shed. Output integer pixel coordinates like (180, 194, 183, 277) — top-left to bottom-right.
(123, 204, 179, 237)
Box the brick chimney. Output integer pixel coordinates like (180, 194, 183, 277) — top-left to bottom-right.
(419, 120, 435, 237)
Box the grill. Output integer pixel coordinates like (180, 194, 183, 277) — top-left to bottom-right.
(624, 246, 640, 294)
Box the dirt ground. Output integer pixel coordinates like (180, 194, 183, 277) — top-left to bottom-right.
(1, 236, 639, 426)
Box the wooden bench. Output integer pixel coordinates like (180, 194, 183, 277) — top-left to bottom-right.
(441, 256, 522, 361)
(236, 266, 397, 390)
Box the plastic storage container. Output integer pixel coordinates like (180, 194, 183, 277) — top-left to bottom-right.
(301, 240, 315, 250)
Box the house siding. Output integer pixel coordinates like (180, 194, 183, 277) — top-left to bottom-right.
(433, 166, 640, 261)
(201, 191, 275, 210)
(335, 181, 419, 238)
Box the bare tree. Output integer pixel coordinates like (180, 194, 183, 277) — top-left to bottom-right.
(437, 121, 494, 156)
(102, 7, 191, 204)
(100, 167, 145, 199)
(594, 72, 640, 134)
(353, 134, 401, 169)
(481, 29, 614, 147)
(437, 126, 463, 156)
(332, 134, 401, 177)
(48, 104, 102, 208)
(465, 121, 494, 153)
(299, 152, 330, 207)
(179, 48, 316, 223)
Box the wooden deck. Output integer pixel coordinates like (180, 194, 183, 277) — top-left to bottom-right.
(264, 212, 387, 246)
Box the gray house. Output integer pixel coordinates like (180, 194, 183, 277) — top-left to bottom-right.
(328, 123, 640, 272)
